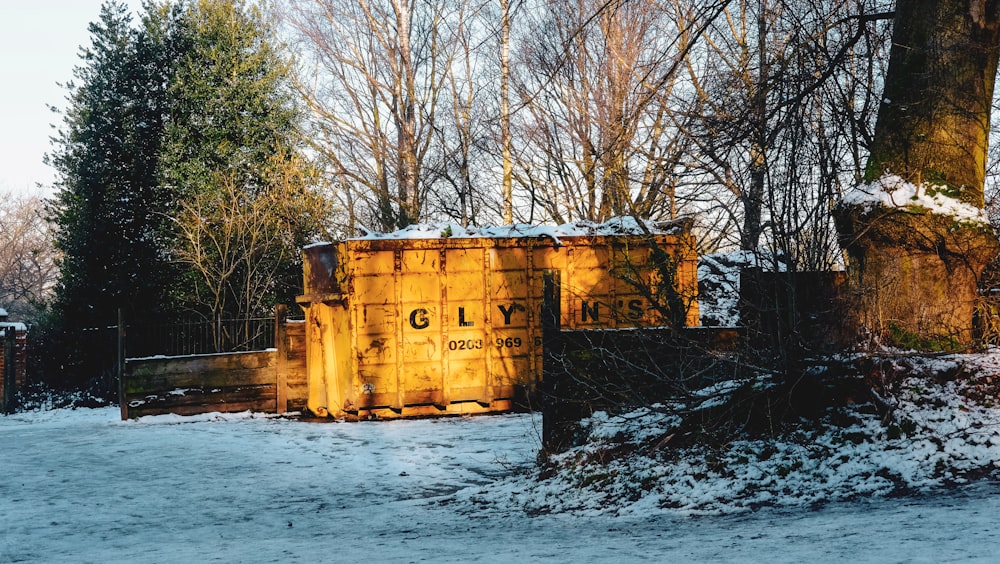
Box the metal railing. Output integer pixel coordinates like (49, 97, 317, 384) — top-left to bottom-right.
(123, 316, 277, 358)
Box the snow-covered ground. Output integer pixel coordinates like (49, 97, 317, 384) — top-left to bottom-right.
(3, 396, 1000, 563)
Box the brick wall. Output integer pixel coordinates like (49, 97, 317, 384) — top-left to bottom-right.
(1, 324, 28, 413)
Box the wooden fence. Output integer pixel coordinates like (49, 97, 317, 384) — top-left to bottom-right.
(119, 308, 307, 419)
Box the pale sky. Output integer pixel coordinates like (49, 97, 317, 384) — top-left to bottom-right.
(0, 1, 145, 197)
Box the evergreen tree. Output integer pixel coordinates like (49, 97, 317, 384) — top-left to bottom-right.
(45, 0, 327, 387)
(47, 1, 190, 325)
(49, 3, 143, 325)
(160, 0, 300, 197)
(160, 0, 328, 321)
(44, 1, 182, 387)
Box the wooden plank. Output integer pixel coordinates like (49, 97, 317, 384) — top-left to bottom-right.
(127, 350, 276, 377)
(285, 366, 307, 384)
(286, 381, 309, 407)
(129, 399, 277, 418)
(124, 366, 277, 393)
(285, 348, 307, 362)
(126, 356, 276, 380)
(276, 306, 288, 414)
(121, 350, 283, 419)
(124, 385, 277, 418)
(125, 384, 276, 407)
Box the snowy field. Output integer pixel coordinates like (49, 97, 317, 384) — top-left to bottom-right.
(3, 405, 1000, 563)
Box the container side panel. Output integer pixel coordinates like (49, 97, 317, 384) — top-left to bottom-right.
(445, 248, 485, 271)
(400, 272, 441, 303)
(447, 357, 489, 402)
(352, 250, 395, 276)
(356, 334, 398, 366)
(491, 353, 533, 390)
(490, 328, 531, 361)
(569, 297, 615, 328)
(398, 361, 445, 406)
(446, 271, 486, 298)
(490, 270, 529, 302)
(304, 304, 326, 417)
(354, 275, 395, 306)
(401, 249, 440, 273)
(447, 301, 484, 330)
(532, 245, 564, 271)
(402, 333, 440, 363)
(400, 304, 441, 334)
(332, 303, 354, 414)
(444, 329, 487, 359)
(491, 247, 528, 271)
(610, 294, 658, 326)
(568, 246, 608, 270)
(490, 300, 530, 328)
(354, 304, 397, 335)
(356, 365, 398, 408)
(567, 266, 613, 298)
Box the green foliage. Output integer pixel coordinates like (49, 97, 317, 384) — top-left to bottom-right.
(887, 323, 962, 353)
(159, 0, 327, 319)
(159, 0, 300, 201)
(45, 0, 329, 387)
(47, 1, 177, 329)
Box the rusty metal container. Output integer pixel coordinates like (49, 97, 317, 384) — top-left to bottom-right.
(297, 222, 699, 419)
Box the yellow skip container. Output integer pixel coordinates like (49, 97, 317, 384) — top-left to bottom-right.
(296, 219, 698, 419)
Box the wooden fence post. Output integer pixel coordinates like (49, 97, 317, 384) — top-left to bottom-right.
(117, 308, 127, 419)
(540, 270, 568, 451)
(275, 304, 288, 414)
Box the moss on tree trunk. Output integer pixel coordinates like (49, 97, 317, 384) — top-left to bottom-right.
(835, 205, 997, 348)
(865, 0, 1000, 206)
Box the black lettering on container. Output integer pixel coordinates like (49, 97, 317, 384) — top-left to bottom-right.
(409, 308, 430, 329)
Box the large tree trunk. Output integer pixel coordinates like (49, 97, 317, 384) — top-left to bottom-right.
(835, 0, 1000, 349)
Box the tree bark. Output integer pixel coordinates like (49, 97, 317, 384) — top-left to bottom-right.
(835, 0, 1000, 349)
(866, 0, 1000, 204)
(394, 0, 420, 227)
(500, 0, 513, 224)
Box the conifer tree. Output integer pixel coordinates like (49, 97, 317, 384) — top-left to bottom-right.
(160, 0, 328, 321)
(44, 2, 178, 386)
(45, 0, 328, 386)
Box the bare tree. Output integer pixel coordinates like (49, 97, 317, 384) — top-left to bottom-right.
(284, 0, 467, 231)
(170, 157, 331, 323)
(511, 0, 688, 223)
(279, 0, 896, 266)
(420, 0, 501, 226)
(500, 0, 514, 224)
(676, 0, 892, 260)
(0, 192, 57, 320)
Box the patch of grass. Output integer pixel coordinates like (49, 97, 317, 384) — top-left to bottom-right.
(889, 323, 962, 352)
